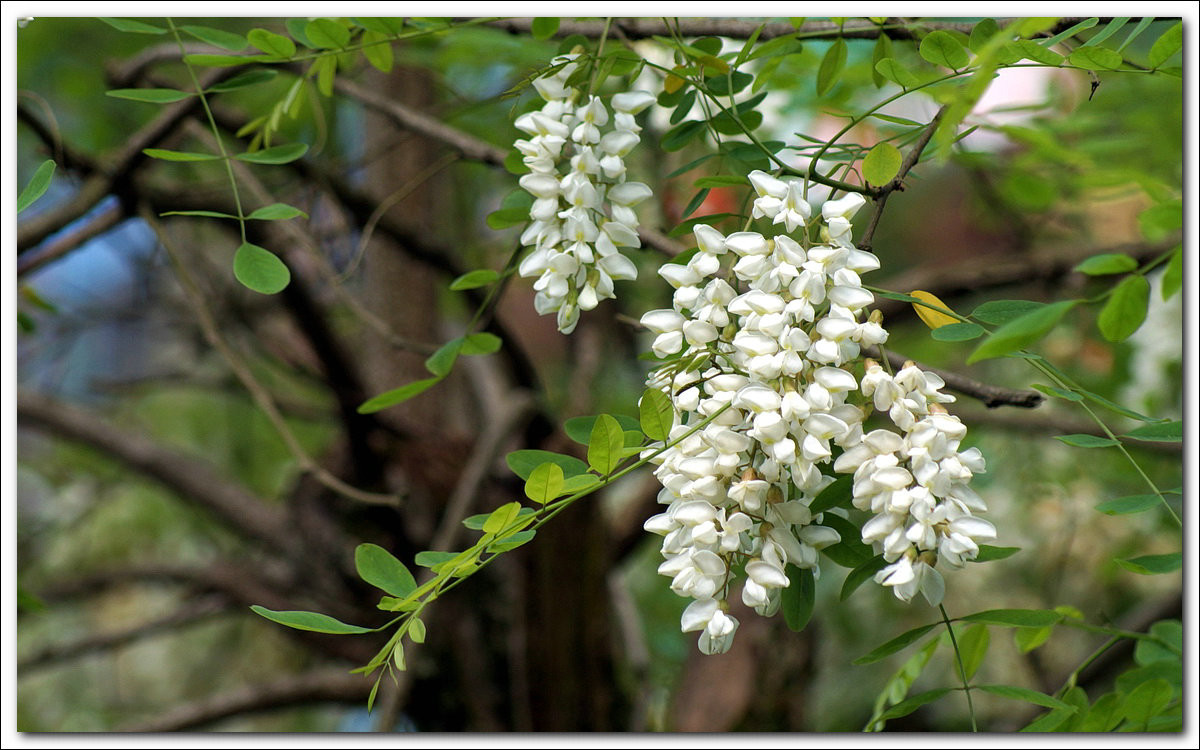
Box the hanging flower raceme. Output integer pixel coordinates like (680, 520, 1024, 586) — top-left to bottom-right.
(639, 172, 993, 654)
(513, 55, 655, 334)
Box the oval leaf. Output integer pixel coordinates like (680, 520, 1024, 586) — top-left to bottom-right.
(181, 24, 249, 51)
(1054, 434, 1119, 448)
(531, 17, 560, 40)
(960, 608, 1062, 627)
(306, 18, 350, 49)
(972, 545, 1021, 562)
(247, 28, 296, 58)
(875, 58, 919, 88)
(449, 269, 500, 291)
(506, 450, 589, 481)
(17, 160, 55, 214)
(144, 148, 220, 162)
(958, 624, 990, 680)
(816, 38, 848, 96)
(1095, 494, 1161, 515)
(978, 684, 1073, 710)
(1148, 22, 1183, 68)
(853, 623, 938, 665)
(862, 142, 902, 186)
(1097, 274, 1150, 342)
(525, 462, 565, 505)
(1074, 253, 1137, 276)
(236, 143, 309, 165)
(967, 300, 1076, 363)
(233, 242, 290, 294)
(355, 543, 417, 597)
(781, 566, 815, 632)
(639, 388, 674, 442)
(247, 203, 307, 221)
(460, 332, 502, 356)
(1068, 46, 1123, 70)
(910, 289, 959, 329)
(98, 17, 166, 34)
(931, 322, 985, 342)
(587, 414, 625, 476)
(250, 605, 371, 634)
(919, 30, 970, 69)
(106, 88, 193, 103)
(1123, 420, 1181, 442)
(208, 69, 279, 93)
(1115, 553, 1181, 575)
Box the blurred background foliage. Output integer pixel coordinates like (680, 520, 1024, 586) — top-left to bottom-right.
(15, 15, 1184, 732)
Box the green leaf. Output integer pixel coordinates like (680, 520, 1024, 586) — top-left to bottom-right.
(1054, 434, 1119, 448)
(1115, 553, 1181, 575)
(874, 688, 953, 723)
(486, 207, 529, 229)
(969, 299, 1044, 325)
(816, 39, 847, 96)
(1009, 39, 1064, 66)
(1021, 706, 1076, 732)
(1079, 693, 1123, 732)
(978, 684, 1074, 711)
(1074, 253, 1138, 276)
(233, 242, 290, 294)
(1097, 274, 1150, 342)
(181, 24, 248, 51)
(1122, 420, 1181, 442)
(1138, 200, 1182, 241)
(931, 322, 985, 342)
(250, 605, 371, 634)
(681, 188, 710, 219)
(638, 388, 674, 442)
(1120, 679, 1173, 729)
(781, 566, 815, 632)
(306, 18, 350, 49)
(247, 28, 297, 58)
(506, 450, 589, 481)
(449, 269, 500, 291)
(17, 160, 55, 214)
(840, 555, 886, 600)
(874, 58, 919, 89)
(1135, 620, 1182, 666)
(525, 462, 565, 505)
(362, 30, 394, 73)
(235, 143, 309, 164)
(424, 338, 462, 377)
(564, 414, 641, 446)
(707, 71, 753, 97)
(414, 550, 457, 568)
(919, 30, 970, 69)
(854, 623, 939, 665)
(967, 300, 1076, 363)
(143, 148, 220, 162)
(531, 17, 560, 40)
(408, 617, 427, 644)
(482, 501, 523, 535)
(1068, 46, 1123, 70)
(1014, 625, 1055, 653)
(1041, 17, 1098, 47)
(353, 17, 405, 36)
(357, 377, 441, 413)
(160, 210, 239, 219)
(1083, 17, 1129, 47)
(106, 88, 193, 103)
(208, 69, 280, 93)
(355, 543, 417, 597)
(1147, 21, 1182, 68)
(460, 332, 502, 356)
(958, 624, 990, 680)
(661, 120, 706, 152)
(1096, 494, 1162, 515)
(184, 53, 276, 67)
(1161, 246, 1182, 300)
(969, 18, 1001, 52)
(809, 475, 852, 515)
(1031, 383, 1081, 401)
(870, 34, 893, 87)
(247, 203, 307, 221)
(960, 609, 1062, 628)
(862, 142, 902, 186)
(587, 414, 625, 476)
(488, 529, 536, 552)
(98, 17, 166, 34)
(972, 545, 1021, 562)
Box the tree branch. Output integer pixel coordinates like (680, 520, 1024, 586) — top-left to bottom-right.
(117, 668, 373, 731)
(19, 596, 230, 673)
(863, 347, 1044, 409)
(858, 105, 948, 251)
(18, 391, 297, 552)
(477, 17, 1113, 43)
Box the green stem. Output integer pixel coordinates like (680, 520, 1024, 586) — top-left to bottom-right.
(588, 17, 614, 94)
(939, 604, 978, 732)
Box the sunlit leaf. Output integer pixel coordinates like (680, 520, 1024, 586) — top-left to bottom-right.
(251, 605, 371, 634)
(355, 543, 417, 597)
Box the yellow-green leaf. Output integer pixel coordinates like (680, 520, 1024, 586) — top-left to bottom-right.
(233, 242, 290, 294)
(862, 142, 902, 186)
(909, 290, 958, 329)
(524, 463, 564, 505)
(1097, 274, 1149, 342)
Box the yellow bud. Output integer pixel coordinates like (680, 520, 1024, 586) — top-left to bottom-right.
(909, 290, 958, 330)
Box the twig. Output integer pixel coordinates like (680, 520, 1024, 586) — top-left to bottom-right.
(862, 346, 1044, 409)
(17, 391, 296, 552)
(17, 202, 127, 277)
(141, 206, 401, 507)
(19, 596, 230, 673)
(858, 105, 948, 251)
(117, 668, 373, 731)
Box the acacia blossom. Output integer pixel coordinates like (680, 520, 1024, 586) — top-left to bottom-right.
(513, 55, 655, 333)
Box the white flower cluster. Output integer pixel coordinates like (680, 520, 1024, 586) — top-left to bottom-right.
(639, 171, 994, 654)
(513, 54, 656, 333)
(835, 361, 995, 605)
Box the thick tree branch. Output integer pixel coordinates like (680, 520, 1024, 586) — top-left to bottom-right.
(19, 596, 230, 673)
(478, 17, 1112, 43)
(18, 391, 296, 553)
(863, 347, 1044, 409)
(117, 668, 373, 731)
